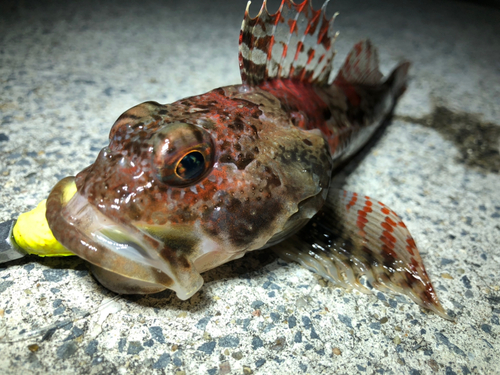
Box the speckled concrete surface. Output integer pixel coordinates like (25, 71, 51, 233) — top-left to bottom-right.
(1, 0, 499, 374)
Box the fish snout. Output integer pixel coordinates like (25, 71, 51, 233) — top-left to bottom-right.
(45, 176, 204, 299)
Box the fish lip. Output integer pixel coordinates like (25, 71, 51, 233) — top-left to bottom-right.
(45, 177, 203, 299)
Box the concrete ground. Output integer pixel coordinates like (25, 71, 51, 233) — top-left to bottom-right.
(0, 0, 499, 374)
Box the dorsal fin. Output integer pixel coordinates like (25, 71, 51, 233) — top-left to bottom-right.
(239, 0, 339, 86)
(334, 39, 383, 85)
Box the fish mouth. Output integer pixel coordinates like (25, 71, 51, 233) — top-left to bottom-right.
(45, 177, 204, 300)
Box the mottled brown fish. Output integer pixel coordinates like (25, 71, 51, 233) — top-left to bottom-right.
(40, 0, 449, 318)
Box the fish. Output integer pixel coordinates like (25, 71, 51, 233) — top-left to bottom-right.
(9, 0, 449, 319)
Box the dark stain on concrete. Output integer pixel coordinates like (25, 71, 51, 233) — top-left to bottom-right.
(397, 106, 500, 174)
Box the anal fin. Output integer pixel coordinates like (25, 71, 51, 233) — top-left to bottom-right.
(273, 189, 452, 320)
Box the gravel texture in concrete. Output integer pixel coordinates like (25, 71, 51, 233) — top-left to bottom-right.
(0, 0, 499, 374)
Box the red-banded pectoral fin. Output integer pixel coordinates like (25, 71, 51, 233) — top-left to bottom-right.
(274, 189, 451, 320)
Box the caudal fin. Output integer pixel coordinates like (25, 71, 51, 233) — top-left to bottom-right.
(385, 60, 411, 100)
(239, 0, 338, 86)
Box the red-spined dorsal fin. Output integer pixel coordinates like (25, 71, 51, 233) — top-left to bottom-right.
(273, 190, 452, 320)
(334, 39, 384, 85)
(239, 0, 338, 86)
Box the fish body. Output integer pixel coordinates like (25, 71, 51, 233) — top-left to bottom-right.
(41, 0, 448, 318)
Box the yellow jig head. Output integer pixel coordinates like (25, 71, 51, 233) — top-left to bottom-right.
(11, 181, 77, 257)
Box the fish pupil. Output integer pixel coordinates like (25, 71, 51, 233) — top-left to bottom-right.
(176, 151, 205, 180)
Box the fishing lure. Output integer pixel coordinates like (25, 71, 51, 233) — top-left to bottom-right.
(2, 0, 449, 319)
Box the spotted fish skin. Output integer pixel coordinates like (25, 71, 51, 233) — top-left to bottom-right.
(45, 0, 448, 318)
(78, 86, 332, 250)
(47, 84, 333, 299)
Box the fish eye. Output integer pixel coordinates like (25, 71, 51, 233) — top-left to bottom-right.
(153, 122, 215, 187)
(176, 151, 205, 180)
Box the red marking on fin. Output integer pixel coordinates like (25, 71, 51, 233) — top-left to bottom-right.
(381, 221, 393, 232)
(274, 190, 452, 321)
(267, 36, 275, 61)
(385, 216, 396, 227)
(306, 48, 315, 64)
(288, 19, 298, 34)
(239, 0, 338, 86)
(346, 192, 358, 210)
(406, 238, 416, 256)
(382, 230, 397, 245)
(334, 40, 383, 86)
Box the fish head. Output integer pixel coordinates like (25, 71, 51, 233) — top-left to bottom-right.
(46, 86, 332, 299)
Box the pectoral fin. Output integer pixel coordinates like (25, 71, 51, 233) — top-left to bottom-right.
(273, 189, 451, 320)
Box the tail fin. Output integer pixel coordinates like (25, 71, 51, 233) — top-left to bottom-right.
(385, 60, 411, 100)
(239, 0, 338, 86)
